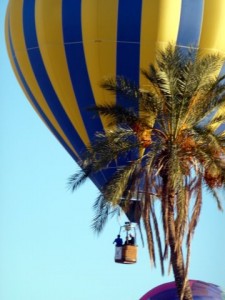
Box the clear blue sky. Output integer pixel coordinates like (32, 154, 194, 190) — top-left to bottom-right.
(0, 1, 224, 300)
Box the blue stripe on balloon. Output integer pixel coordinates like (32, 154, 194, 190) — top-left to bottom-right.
(177, 0, 204, 47)
(62, 0, 103, 142)
(116, 0, 142, 86)
(116, 0, 142, 161)
(89, 172, 108, 190)
(7, 20, 78, 164)
(22, 0, 86, 156)
(61, 0, 114, 189)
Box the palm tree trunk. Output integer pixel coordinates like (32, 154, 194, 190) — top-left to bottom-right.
(168, 192, 193, 300)
(163, 176, 193, 300)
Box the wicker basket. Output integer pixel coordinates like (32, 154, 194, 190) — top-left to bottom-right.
(115, 245, 137, 264)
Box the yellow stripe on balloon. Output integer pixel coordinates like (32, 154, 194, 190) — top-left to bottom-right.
(140, 0, 182, 88)
(140, 0, 160, 86)
(199, 0, 225, 132)
(199, 0, 225, 54)
(35, 0, 90, 146)
(156, 0, 182, 48)
(82, 0, 118, 131)
(5, 3, 31, 105)
(7, 0, 78, 158)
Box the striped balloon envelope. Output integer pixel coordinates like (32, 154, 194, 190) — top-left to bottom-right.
(140, 280, 225, 300)
(5, 0, 225, 200)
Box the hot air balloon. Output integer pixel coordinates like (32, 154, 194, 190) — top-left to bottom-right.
(140, 280, 225, 300)
(5, 0, 225, 218)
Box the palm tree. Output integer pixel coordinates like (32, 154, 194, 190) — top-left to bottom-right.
(69, 45, 225, 300)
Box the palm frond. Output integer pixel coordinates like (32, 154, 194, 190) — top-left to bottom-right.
(84, 128, 140, 169)
(149, 194, 165, 275)
(187, 176, 203, 243)
(101, 162, 140, 206)
(100, 76, 140, 102)
(68, 168, 91, 191)
(142, 192, 156, 267)
(92, 194, 120, 233)
(182, 82, 225, 128)
(88, 104, 139, 127)
(205, 186, 224, 211)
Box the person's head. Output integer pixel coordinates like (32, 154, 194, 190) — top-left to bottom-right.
(117, 235, 120, 238)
